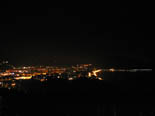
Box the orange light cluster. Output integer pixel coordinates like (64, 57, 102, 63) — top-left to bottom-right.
(92, 69, 102, 76)
(15, 76, 32, 80)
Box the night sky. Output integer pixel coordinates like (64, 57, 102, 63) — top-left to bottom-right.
(0, 1, 152, 67)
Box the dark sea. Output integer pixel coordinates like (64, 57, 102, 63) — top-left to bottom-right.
(0, 72, 153, 116)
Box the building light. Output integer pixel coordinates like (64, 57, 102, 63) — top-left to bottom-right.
(57, 76, 60, 79)
(15, 76, 32, 80)
(109, 68, 115, 72)
(68, 77, 73, 81)
(88, 72, 92, 77)
(11, 83, 16, 87)
(98, 77, 103, 80)
(92, 69, 102, 76)
(40, 79, 45, 82)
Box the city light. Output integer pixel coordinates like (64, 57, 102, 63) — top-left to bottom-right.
(98, 77, 103, 80)
(0, 61, 153, 89)
(40, 79, 45, 82)
(68, 77, 74, 80)
(109, 68, 115, 72)
(11, 83, 16, 87)
(88, 72, 92, 77)
(92, 69, 102, 76)
(15, 76, 32, 80)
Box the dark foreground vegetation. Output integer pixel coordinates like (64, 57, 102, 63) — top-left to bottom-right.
(0, 72, 153, 116)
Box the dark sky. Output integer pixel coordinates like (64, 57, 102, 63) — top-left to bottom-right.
(0, 1, 152, 67)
